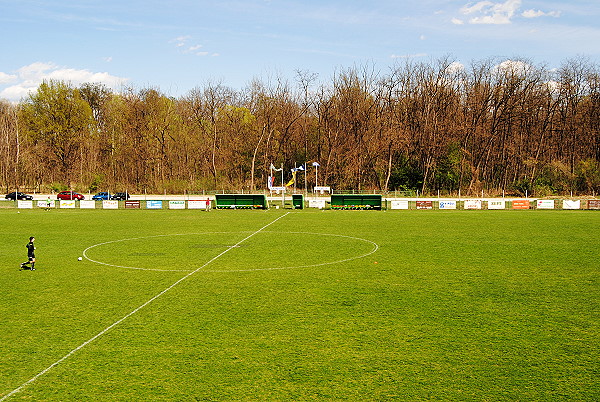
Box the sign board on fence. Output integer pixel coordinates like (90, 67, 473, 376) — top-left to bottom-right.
(439, 200, 456, 210)
(464, 200, 482, 210)
(536, 200, 555, 209)
(488, 200, 506, 210)
(60, 200, 76, 209)
(169, 200, 186, 209)
(390, 200, 409, 210)
(102, 200, 119, 209)
(125, 200, 140, 209)
(416, 200, 433, 210)
(188, 200, 209, 209)
(146, 200, 163, 209)
(308, 199, 326, 209)
(562, 200, 580, 210)
(314, 186, 331, 194)
(18, 200, 33, 209)
(270, 186, 286, 193)
(37, 200, 54, 208)
(80, 200, 96, 209)
(588, 199, 600, 210)
(512, 200, 530, 209)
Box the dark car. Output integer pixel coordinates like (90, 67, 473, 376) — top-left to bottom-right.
(92, 192, 112, 200)
(111, 192, 130, 201)
(57, 191, 85, 200)
(5, 191, 33, 201)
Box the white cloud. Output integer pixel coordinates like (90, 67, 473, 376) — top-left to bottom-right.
(452, 18, 465, 25)
(173, 36, 214, 56)
(0, 62, 128, 102)
(446, 62, 465, 75)
(0, 72, 18, 84)
(493, 60, 532, 77)
(522, 9, 561, 18)
(460, 0, 521, 24)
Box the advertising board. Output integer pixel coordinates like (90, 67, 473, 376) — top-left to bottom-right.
(37, 200, 54, 208)
(308, 199, 326, 209)
(188, 200, 209, 209)
(536, 200, 555, 209)
(102, 200, 119, 209)
(562, 200, 580, 210)
(80, 200, 96, 209)
(146, 200, 163, 209)
(464, 200, 482, 210)
(125, 200, 140, 209)
(439, 200, 456, 210)
(512, 200, 530, 209)
(416, 200, 433, 209)
(390, 200, 409, 210)
(169, 200, 186, 209)
(488, 200, 506, 210)
(588, 199, 600, 210)
(60, 200, 76, 208)
(18, 200, 33, 209)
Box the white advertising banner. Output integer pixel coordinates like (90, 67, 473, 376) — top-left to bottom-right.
(102, 200, 119, 209)
(37, 200, 54, 208)
(188, 200, 210, 209)
(308, 199, 326, 209)
(488, 200, 506, 210)
(464, 200, 482, 210)
(80, 200, 96, 209)
(562, 200, 580, 210)
(18, 200, 33, 209)
(439, 200, 457, 210)
(169, 200, 186, 209)
(60, 200, 76, 208)
(536, 200, 555, 209)
(390, 200, 409, 210)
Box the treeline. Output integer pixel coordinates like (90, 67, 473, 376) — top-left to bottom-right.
(1, 56, 599, 196)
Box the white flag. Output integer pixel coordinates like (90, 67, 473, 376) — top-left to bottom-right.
(312, 161, 320, 167)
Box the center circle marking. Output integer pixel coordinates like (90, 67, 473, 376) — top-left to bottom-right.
(82, 231, 379, 272)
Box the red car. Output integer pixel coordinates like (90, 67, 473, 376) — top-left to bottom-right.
(56, 191, 85, 200)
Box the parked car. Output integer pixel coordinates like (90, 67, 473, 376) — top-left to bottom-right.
(92, 192, 112, 200)
(5, 191, 33, 201)
(111, 192, 130, 200)
(56, 191, 85, 200)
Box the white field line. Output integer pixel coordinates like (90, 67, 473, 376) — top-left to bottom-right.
(0, 212, 290, 401)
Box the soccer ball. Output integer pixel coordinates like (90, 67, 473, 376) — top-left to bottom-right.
(78, 257, 83, 261)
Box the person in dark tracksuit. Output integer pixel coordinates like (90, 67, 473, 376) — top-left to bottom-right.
(20, 237, 36, 271)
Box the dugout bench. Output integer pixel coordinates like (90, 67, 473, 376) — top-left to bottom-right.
(215, 194, 268, 209)
(330, 194, 382, 210)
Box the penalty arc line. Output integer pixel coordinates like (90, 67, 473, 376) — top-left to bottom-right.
(0, 212, 290, 402)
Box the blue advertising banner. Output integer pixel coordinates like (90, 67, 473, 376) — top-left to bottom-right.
(146, 200, 163, 209)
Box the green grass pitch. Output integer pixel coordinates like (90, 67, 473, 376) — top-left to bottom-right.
(1, 208, 598, 400)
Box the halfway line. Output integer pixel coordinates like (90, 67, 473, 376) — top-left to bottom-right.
(0, 212, 290, 401)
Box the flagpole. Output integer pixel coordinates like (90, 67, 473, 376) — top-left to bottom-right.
(304, 162, 307, 197)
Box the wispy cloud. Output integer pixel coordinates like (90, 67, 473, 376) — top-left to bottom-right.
(522, 9, 561, 19)
(391, 53, 427, 59)
(0, 62, 128, 102)
(460, 0, 521, 25)
(171, 36, 217, 57)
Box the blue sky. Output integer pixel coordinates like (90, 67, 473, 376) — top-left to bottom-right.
(1, 0, 599, 102)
